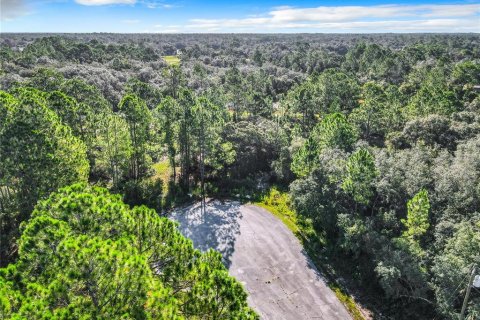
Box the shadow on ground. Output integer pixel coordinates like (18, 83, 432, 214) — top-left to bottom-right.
(171, 200, 242, 267)
(301, 248, 329, 283)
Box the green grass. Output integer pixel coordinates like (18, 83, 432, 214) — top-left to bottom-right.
(254, 188, 300, 235)
(163, 55, 181, 66)
(152, 160, 171, 195)
(152, 160, 190, 210)
(330, 285, 365, 320)
(255, 187, 366, 320)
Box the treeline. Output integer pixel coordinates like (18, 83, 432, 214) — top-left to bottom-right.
(282, 45, 480, 319)
(2, 34, 478, 104)
(0, 34, 479, 319)
(0, 77, 257, 318)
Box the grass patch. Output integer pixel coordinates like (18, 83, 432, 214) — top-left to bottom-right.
(152, 161, 191, 210)
(152, 160, 171, 195)
(163, 55, 181, 66)
(330, 285, 365, 320)
(255, 187, 366, 320)
(255, 188, 300, 235)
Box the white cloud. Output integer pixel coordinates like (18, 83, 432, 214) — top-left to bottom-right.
(185, 3, 480, 33)
(1, 0, 30, 20)
(75, 0, 178, 7)
(140, 0, 179, 9)
(266, 4, 479, 22)
(75, 0, 135, 5)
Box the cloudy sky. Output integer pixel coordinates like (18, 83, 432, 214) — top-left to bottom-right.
(1, 0, 479, 33)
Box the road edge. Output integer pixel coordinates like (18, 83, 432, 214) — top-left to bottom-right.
(252, 200, 369, 320)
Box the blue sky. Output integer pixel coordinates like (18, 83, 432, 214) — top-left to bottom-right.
(1, 0, 479, 33)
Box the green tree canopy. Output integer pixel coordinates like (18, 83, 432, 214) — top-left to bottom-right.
(405, 66, 460, 117)
(349, 82, 388, 141)
(0, 88, 89, 265)
(315, 69, 360, 113)
(341, 148, 377, 206)
(0, 184, 257, 319)
(291, 136, 319, 178)
(402, 189, 430, 242)
(291, 113, 357, 177)
(154, 96, 180, 180)
(433, 220, 480, 319)
(118, 94, 152, 182)
(0, 88, 89, 215)
(316, 113, 357, 151)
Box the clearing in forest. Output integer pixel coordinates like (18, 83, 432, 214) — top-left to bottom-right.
(163, 55, 181, 66)
(171, 200, 352, 320)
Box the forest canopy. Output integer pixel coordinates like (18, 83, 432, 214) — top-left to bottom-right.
(1, 33, 479, 319)
(0, 184, 257, 319)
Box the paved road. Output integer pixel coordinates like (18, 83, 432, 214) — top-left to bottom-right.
(171, 200, 352, 320)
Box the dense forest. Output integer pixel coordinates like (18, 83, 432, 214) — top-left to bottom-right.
(1, 33, 479, 319)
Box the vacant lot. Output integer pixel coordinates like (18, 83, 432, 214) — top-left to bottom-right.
(171, 200, 352, 320)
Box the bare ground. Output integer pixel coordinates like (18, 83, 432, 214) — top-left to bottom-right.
(170, 200, 352, 320)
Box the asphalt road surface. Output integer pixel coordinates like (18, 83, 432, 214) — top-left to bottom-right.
(171, 200, 352, 320)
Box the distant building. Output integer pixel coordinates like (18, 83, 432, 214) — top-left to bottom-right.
(176, 49, 182, 55)
(473, 85, 480, 91)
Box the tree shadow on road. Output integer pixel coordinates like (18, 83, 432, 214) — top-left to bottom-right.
(171, 200, 242, 268)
